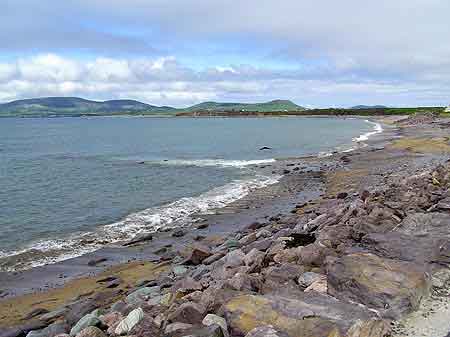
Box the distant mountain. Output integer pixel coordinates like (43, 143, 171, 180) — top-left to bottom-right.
(351, 105, 388, 109)
(181, 100, 305, 113)
(0, 97, 177, 117)
(0, 97, 305, 117)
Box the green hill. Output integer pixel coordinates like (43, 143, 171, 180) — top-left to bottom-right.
(181, 100, 305, 113)
(351, 105, 388, 109)
(0, 97, 177, 117)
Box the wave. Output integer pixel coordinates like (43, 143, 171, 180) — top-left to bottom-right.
(147, 158, 276, 168)
(0, 174, 280, 271)
(353, 120, 383, 142)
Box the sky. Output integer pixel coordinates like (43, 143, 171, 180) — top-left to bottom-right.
(0, 0, 449, 107)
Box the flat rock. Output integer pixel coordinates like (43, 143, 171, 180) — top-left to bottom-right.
(327, 252, 431, 319)
(122, 232, 153, 246)
(224, 292, 380, 337)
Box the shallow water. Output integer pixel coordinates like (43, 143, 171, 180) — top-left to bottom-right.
(0, 116, 376, 270)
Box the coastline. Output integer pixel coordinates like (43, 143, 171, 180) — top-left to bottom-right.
(2, 114, 450, 337)
(0, 116, 379, 273)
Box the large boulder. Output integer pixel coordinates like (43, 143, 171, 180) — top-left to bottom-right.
(224, 292, 385, 337)
(327, 252, 431, 319)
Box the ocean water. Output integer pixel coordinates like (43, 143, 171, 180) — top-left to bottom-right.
(0, 116, 379, 270)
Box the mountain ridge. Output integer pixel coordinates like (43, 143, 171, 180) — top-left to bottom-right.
(0, 97, 305, 117)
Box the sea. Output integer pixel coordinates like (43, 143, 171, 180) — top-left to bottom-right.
(0, 116, 381, 271)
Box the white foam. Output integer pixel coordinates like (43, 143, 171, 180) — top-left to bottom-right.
(0, 174, 280, 271)
(152, 158, 276, 168)
(353, 120, 383, 142)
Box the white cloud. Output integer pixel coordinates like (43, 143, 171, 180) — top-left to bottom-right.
(0, 53, 449, 107)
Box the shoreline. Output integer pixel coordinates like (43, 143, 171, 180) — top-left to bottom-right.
(0, 117, 380, 273)
(2, 114, 450, 337)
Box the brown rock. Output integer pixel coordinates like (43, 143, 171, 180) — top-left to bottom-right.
(168, 301, 206, 324)
(224, 292, 377, 337)
(185, 244, 212, 265)
(327, 252, 431, 319)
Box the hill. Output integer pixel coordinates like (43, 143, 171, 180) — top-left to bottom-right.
(180, 100, 305, 113)
(351, 105, 388, 109)
(0, 97, 177, 117)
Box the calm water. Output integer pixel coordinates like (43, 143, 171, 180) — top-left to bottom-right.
(0, 116, 376, 270)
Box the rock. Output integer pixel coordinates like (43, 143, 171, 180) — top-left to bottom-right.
(123, 232, 153, 246)
(1, 322, 48, 337)
(360, 190, 371, 201)
(346, 319, 391, 337)
(211, 249, 246, 280)
(180, 324, 224, 337)
(304, 278, 327, 293)
(245, 222, 265, 231)
(272, 248, 300, 264)
(226, 272, 263, 292)
(245, 325, 289, 337)
(242, 239, 273, 253)
(87, 258, 107, 266)
(259, 146, 272, 150)
(262, 264, 304, 294)
(76, 327, 106, 337)
(110, 300, 130, 315)
(100, 311, 123, 328)
(298, 243, 330, 267)
(243, 248, 265, 272)
(172, 276, 203, 295)
(172, 265, 189, 276)
(165, 322, 194, 334)
(115, 307, 144, 335)
(203, 252, 225, 265)
(24, 308, 49, 320)
(126, 286, 160, 305)
(202, 314, 229, 337)
(168, 301, 205, 324)
(224, 292, 376, 337)
(40, 307, 69, 322)
(185, 244, 212, 265)
(298, 272, 325, 289)
(336, 192, 348, 199)
(196, 223, 209, 229)
(172, 229, 186, 237)
(70, 314, 101, 336)
(224, 239, 240, 250)
(239, 233, 257, 246)
(327, 252, 431, 319)
(65, 299, 97, 325)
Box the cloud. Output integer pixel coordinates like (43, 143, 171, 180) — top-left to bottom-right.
(0, 53, 449, 107)
(0, 1, 449, 106)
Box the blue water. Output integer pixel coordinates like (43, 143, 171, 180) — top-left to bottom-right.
(0, 116, 376, 270)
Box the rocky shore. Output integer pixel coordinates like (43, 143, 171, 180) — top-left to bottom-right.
(1, 114, 450, 337)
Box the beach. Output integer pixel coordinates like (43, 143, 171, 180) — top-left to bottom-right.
(1, 114, 450, 337)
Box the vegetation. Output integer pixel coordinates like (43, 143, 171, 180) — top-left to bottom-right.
(180, 100, 305, 113)
(0, 96, 446, 118)
(0, 97, 177, 117)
